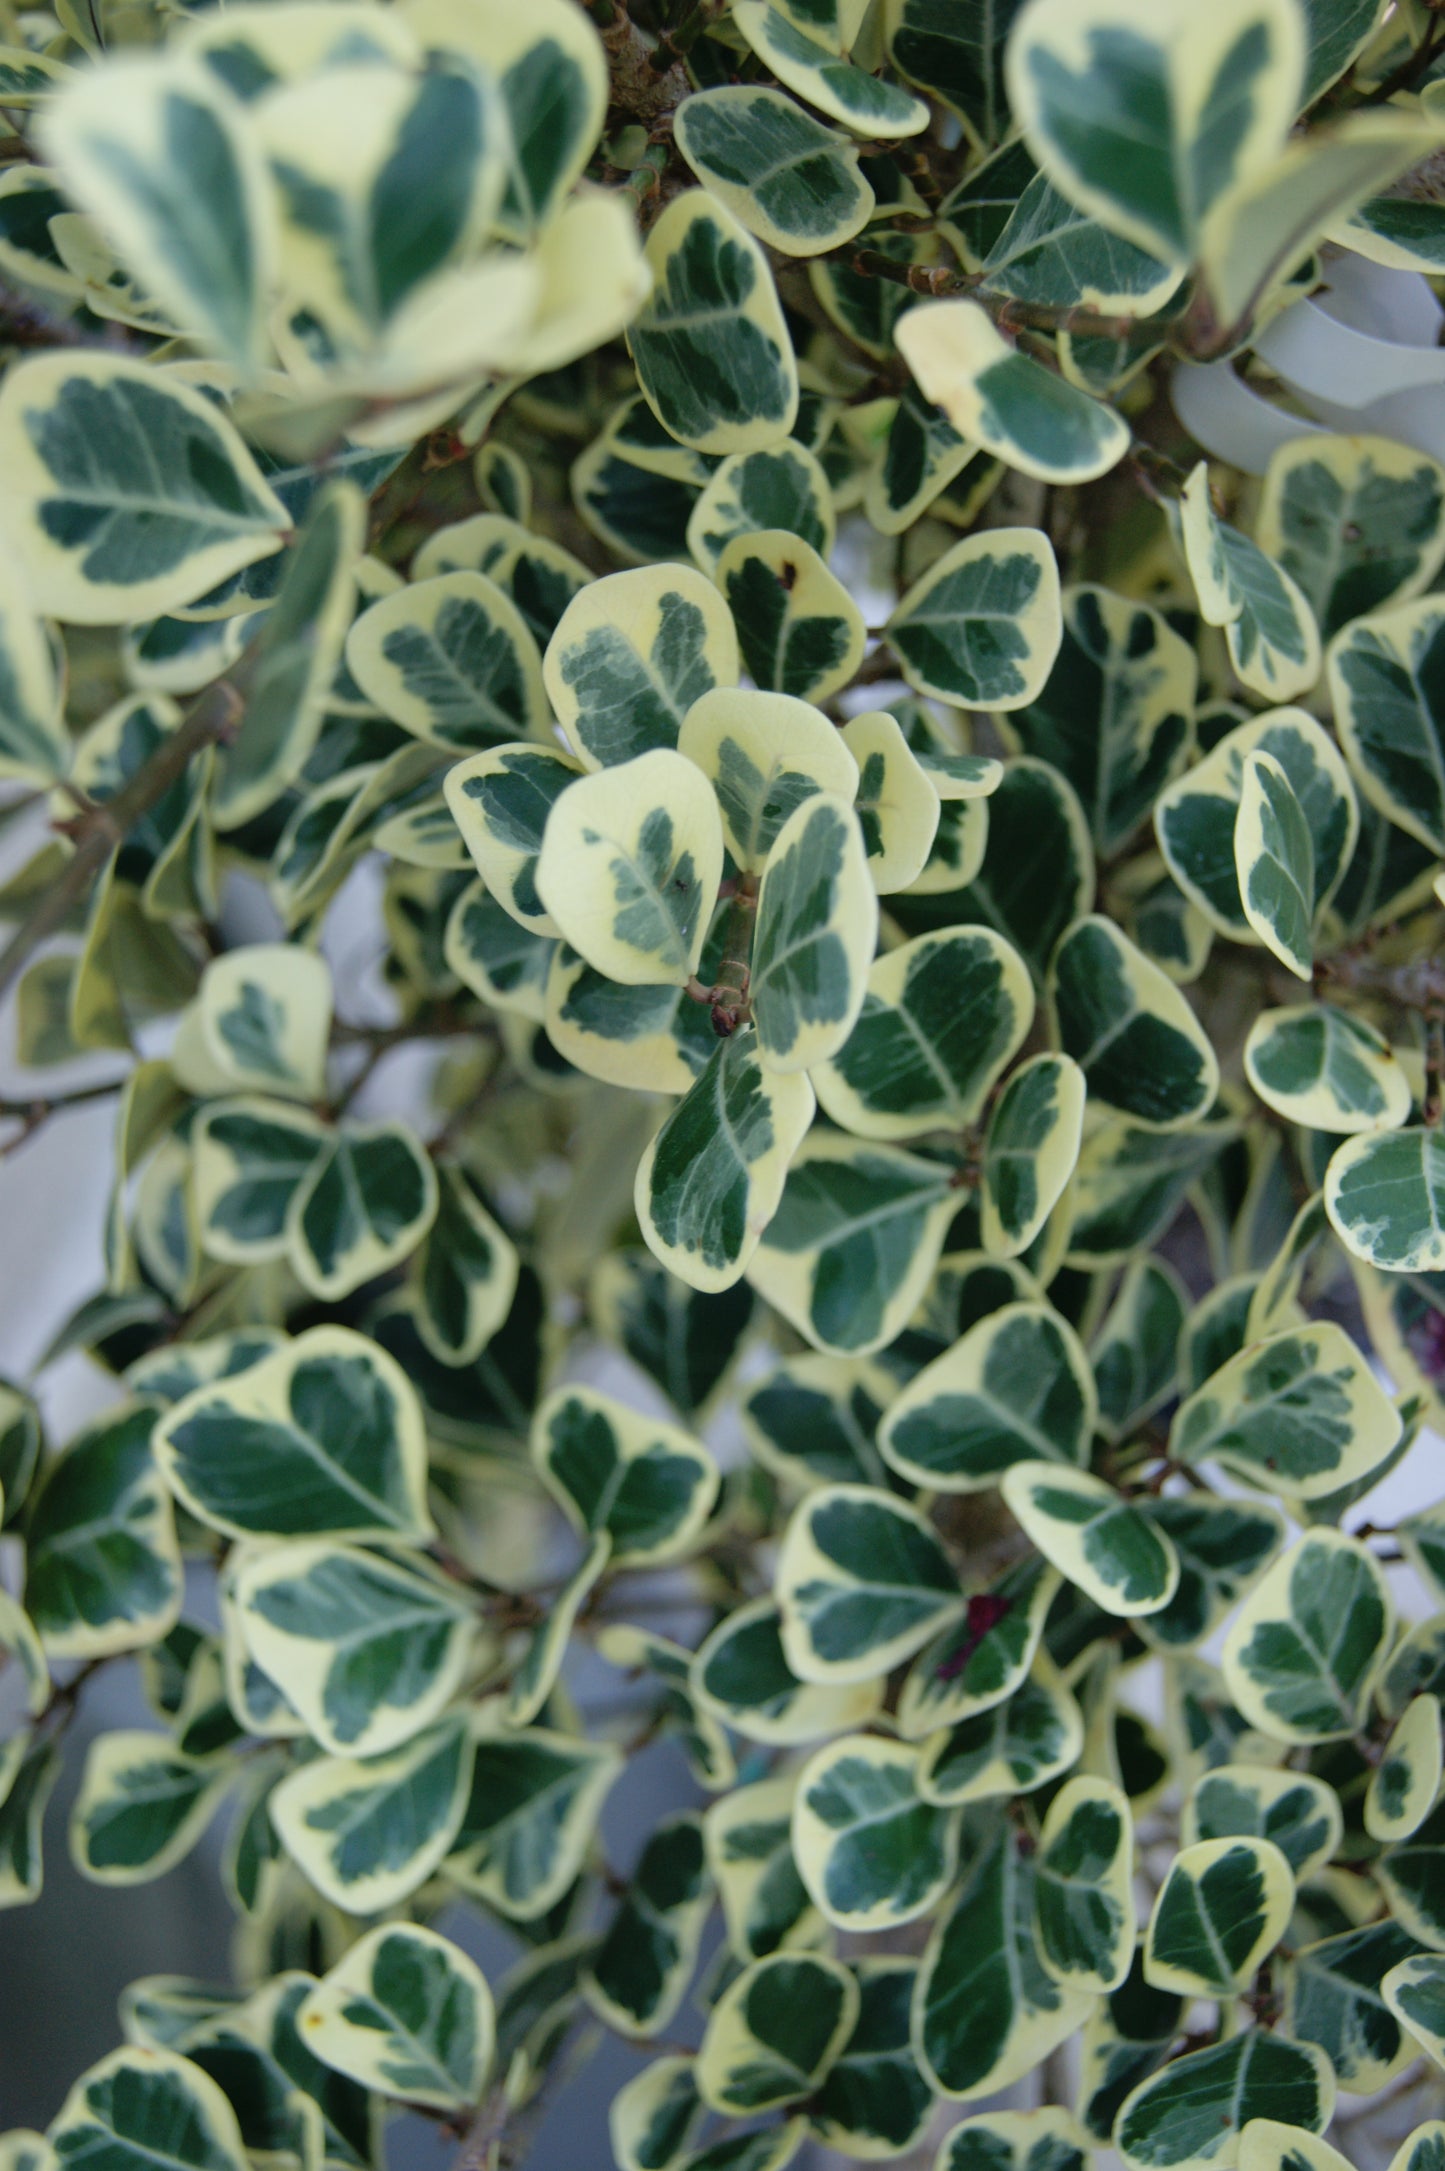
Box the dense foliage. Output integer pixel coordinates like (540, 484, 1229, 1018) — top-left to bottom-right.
(3, 0, 1445, 2165)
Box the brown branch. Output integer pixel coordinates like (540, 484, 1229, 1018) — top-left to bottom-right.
(1316, 951, 1445, 1010)
(0, 675, 245, 1011)
(1359, 14, 1445, 104)
(843, 250, 1185, 345)
(0, 277, 140, 352)
(0, 1076, 127, 1159)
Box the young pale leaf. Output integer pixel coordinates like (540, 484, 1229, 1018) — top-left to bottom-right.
(1184, 1766, 1341, 1880)
(536, 750, 724, 988)
(231, 1540, 475, 1758)
(1201, 112, 1440, 337)
(748, 1132, 956, 1354)
(1221, 1528, 1392, 1742)
(693, 1594, 884, 1745)
(629, 191, 798, 455)
(271, 1712, 473, 1914)
(1382, 1956, 1445, 2074)
(1326, 1127, 1445, 1273)
(154, 1326, 432, 1543)
(1034, 1775, 1136, 1994)
(1049, 916, 1218, 1129)
(586, 1814, 713, 2041)
(1366, 1694, 1443, 1843)
(775, 1483, 963, 1684)
(1115, 2032, 1334, 2171)
(916, 1654, 1083, 1807)
(1170, 1320, 1403, 1500)
(297, 1924, 492, 2112)
(532, 1384, 719, 1566)
(897, 1555, 1060, 1741)
(1234, 750, 1314, 979)
(1258, 433, 1445, 641)
(69, 1730, 226, 1887)
(48, 2049, 249, 2171)
(674, 87, 874, 256)
(814, 927, 1033, 1142)
(792, 1734, 958, 1930)
(288, 1120, 438, 1303)
(1180, 466, 1321, 702)
(41, 53, 275, 367)
(704, 1776, 825, 1962)
(637, 1032, 815, 1294)
(695, 1954, 858, 2115)
(680, 689, 857, 873)
(1002, 1462, 1180, 1618)
(25, 1406, 180, 1660)
(1007, 584, 1196, 856)
(716, 531, 865, 705)
(1144, 1838, 1294, 1997)
(1005, 0, 1303, 264)
(447, 1724, 621, 1920)
(344, 571, 548, 754)
(687, 443, 835, 577)
(981, 1053, 1087, 1257)
(916, 1811, 1092, 2099)
(172, 946, 332, 1103)
(732, 3, 929, 137)
(897, 300, 1131, 483)
(0, 356, 287, 623)
(544, 565, 740, 772)
(838, 710, 940, 894)
(406, 0, 604, 239)
(1245, 1002, 1411, 1134)
(879, 1300, 1095, 1492)
(886, 526, 1062, 710)
(751, 793, 877, 1074)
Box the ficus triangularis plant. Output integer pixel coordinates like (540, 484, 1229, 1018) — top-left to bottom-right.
(4, 0, 1445, 2165)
